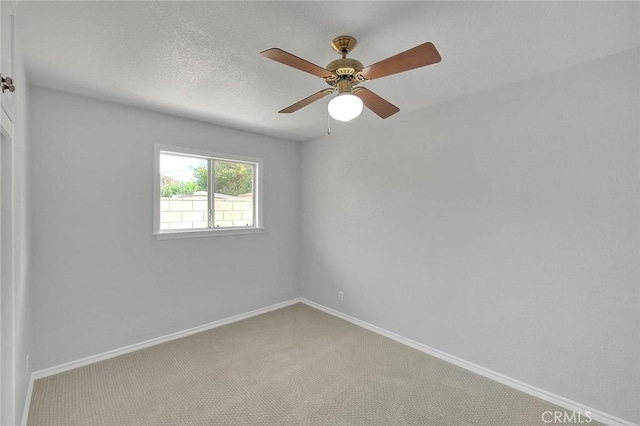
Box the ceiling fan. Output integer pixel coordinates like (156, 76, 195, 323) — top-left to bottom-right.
(261, 35, 441, 122)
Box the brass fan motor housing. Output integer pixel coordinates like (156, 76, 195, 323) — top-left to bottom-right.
(326, 58, 364, 75)
(325, 37, 366, 90)
(325, 57, 366, 91)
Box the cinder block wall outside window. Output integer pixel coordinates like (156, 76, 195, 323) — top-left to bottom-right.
(160, 194, 253, 230)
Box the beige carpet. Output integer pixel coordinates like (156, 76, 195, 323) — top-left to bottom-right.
(28, 303, 601, 425)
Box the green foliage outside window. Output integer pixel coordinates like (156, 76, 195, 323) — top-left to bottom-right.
(160, 175, 200, 197)
(161, 161, 252, 198)
(214, 162, 252, 196)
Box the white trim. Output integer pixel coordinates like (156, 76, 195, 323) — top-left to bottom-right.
(155, 227, 264, 240)
(299, 298, 637, 426)
(20, 375, 32, 426)
(31, 298, 301, 380)
(155, 144, 262, 165)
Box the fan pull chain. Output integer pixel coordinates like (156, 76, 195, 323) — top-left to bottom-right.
(327, 111, 331, 135)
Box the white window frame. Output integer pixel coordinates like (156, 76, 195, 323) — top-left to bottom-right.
(153, 144, 263, 240)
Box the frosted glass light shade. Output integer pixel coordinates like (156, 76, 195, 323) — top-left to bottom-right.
(328, 93, 363, 122)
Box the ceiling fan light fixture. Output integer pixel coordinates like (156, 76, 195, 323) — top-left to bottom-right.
(262, 36, 440, 120)
(327, 93, 363, 122)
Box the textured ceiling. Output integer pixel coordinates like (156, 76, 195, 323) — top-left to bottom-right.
(19, 1, 639, 142)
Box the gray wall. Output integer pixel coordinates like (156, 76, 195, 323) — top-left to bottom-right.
(301, 48, 639, 423)
(30, 87, 301, 370)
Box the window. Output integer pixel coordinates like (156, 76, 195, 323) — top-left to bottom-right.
(154, 144, 263, 239)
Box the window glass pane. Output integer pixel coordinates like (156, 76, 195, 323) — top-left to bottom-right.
(214, 161, 253, 228)
(160, 153, 209, 231)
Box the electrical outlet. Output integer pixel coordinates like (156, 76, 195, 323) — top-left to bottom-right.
(338, 291, 344, 301)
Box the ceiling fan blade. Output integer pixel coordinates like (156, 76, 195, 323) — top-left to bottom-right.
(261, 48, 333, 79)
(353, 87, 399, 119)
(279, 89, 333, 114)
(361, 42, 441, 80)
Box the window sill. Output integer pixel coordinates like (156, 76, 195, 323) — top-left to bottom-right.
(155, 227, 264, 240)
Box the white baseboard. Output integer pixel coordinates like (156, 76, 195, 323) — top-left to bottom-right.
(299, 298, 637, 426)
(22, 297, 302, 424)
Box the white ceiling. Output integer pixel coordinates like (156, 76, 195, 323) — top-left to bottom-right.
(19, 1, 639, 142)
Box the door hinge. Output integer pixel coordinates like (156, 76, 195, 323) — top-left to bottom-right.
(1, 74, 15, 93)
